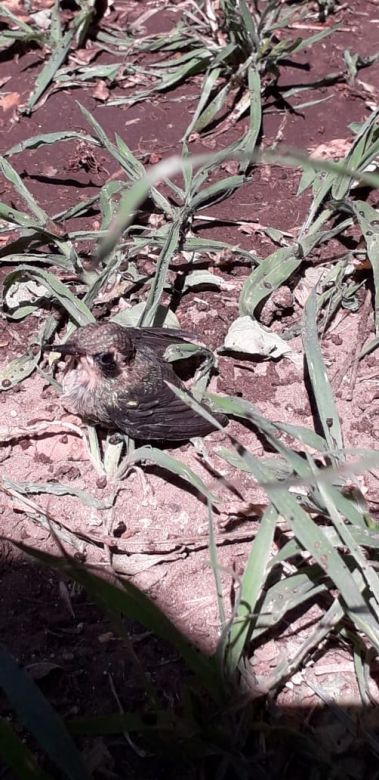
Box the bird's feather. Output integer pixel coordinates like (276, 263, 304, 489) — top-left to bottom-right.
(106, 362, 226, 441)
(125, 326, 196, 355)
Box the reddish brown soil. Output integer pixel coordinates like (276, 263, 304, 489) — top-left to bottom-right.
(1, 1, 379, 777)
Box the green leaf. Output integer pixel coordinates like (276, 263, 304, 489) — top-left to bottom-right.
(345, 200, 379, 332)
(3, 266, 94, 326)
(289, 24, 338, 54)
(236, 66, 262, 174)
(217, 445, 379, 652)
(0, 647, 91, 780)
(224, 504, 277, 672)
(0, 157, 48, 223)
(0, 5, 40, 35)
(184, 66, 222, 138)
(139, 220, 182, 326)
(5, 131, 101, 157)
(131, 445, 217, 504)
(191, 175, 245, 210)
(331, 108, 379, 199)
(0, 717, 53, 780)
(68, 710, 173, 736)
(0, 351, 39, 390)
(96, 176, 151, 262)
(239, 219, 352, 316)
(302, 288, 344, 459)
(182, 269, 233, 291)
(23, 26, 76, 114)
(239, 245, 300, 316)
(193, 81, 229, 134)
(78, 105, 170, 218)
(0, 201, 36, 227)
(3, 475, 115, 510)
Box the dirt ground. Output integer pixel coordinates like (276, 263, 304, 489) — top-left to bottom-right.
(1, 0, 379, 777)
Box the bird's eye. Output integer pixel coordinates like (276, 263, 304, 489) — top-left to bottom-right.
(95, 352, 114, 367)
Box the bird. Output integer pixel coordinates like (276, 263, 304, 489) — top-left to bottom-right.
(44, 322, 228, 441)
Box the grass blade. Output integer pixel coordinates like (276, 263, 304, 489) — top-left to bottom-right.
(79, 103, 173, 217)
(344, 200, 379, 332)
(316, 479, 379, 614)
(191, 174, 245, 210)
(4, 266, 94, 326)
(0, 201, 36, 227)
(129, 445, 217, 504)
(0, 156, 48, 223)
(5, 131, 101, 157)
(193, 81, 229, 134)
(302, 288, 344, 459)
(236, 66, 262, 174)
(0, 717, 53, 780)
(208, 500, 226, 628)
(0, 351, 40, 389)
(239, 219, 350, 316)
(96, 177, 159, 264)
(224, 504, 277, 673)
(239, 245, 300, 315)
(331, 108, 379, 199)
(0, 5, 39, 35)
(23, 26, 75, 114)
(183, 66, 222, 138)
(223, 449, 379, 651)
(138, 220, 181, 326)
(0, 647, 91, 780)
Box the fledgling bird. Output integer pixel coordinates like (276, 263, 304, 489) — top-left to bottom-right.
(44, 322, 228, 441)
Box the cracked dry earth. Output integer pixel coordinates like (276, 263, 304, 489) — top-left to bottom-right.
(1, 0, 379, 775)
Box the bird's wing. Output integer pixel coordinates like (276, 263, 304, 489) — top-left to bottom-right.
(126, 326, 197, 354)
(107, 373, 225, 441)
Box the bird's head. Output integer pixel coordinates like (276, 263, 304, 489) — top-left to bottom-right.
(44, 322, 135, 380)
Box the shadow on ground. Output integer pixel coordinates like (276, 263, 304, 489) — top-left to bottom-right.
(1, 549, 379, 780)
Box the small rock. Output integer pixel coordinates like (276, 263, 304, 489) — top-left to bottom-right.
(98, 632, 114, 644)
(260, 286, 294, 326)
(54, 464, 81, 481)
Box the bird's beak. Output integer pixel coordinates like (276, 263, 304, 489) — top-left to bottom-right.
(43, 344, 87, 357)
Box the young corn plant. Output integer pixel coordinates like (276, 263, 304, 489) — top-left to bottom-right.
(0, 1, 102, 113)
(155, 110, 379, 719)
(106, 0, 336, 131)
(2, 119, 379, 776)
(0, 100, 257, 475)
(238, 108, 379, 330)
(168, 307, 379, 711)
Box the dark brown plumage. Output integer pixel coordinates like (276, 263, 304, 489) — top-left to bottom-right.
(45, 322, 228, 441)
